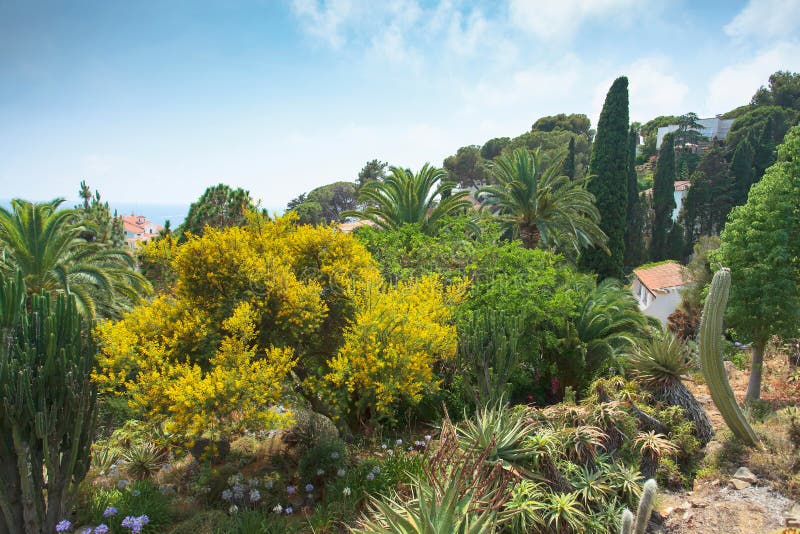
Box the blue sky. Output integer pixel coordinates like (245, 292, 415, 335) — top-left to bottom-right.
(1, 0, 799, 208)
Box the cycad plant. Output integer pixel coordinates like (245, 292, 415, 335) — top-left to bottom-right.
(478, 147, 608, 254)
(633, 431, 677, 479)
(629, 331, 714, 444)
(345, 164, 473, 235)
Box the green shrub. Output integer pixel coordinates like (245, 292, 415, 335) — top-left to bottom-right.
(297, 439, 347, 482)
(167, 510, 228, 534)
(78, 479, 173, 533)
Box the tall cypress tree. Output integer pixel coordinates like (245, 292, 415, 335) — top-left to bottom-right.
(564, 136, 576, 180)
(729, 138, 755, 206)
(752, 120, 777, 180)
(624, 125, 646, 267)
(579, 76, 629, 279)
(650, 133, 676, 261)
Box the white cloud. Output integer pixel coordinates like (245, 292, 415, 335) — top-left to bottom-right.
(706, 41, 800, 113)
(290, 0, 355, 48)
(724, 0, 800, 39)
(508, 0, 637, 41)
(591, 57, 689, 125)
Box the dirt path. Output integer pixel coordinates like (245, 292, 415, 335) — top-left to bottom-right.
(657, 359, 799, 533)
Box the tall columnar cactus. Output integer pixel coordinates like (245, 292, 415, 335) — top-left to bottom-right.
(0, 270, 98, 533)
(699, 268, 759, 447)
(620, 478, 657, 534)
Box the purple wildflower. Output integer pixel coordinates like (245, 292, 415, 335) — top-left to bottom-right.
(55, 519, 72, 532)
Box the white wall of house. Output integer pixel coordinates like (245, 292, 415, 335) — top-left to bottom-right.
(643, 288, 683, 326)
(673, 189, 688, 221)
(656, 117, 734, 149)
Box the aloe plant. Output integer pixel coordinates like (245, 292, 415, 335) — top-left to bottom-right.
(699, 268, 759, 447)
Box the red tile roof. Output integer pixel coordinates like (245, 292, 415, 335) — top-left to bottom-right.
(337, 219, 377, 233)
(633, 261, 686, 292)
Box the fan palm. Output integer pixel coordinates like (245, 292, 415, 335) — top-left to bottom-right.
(478, 147, 608, 253)
(629, 331, 713, 444)
(0, 199, 150, 318)
(344, 164, 473, 235)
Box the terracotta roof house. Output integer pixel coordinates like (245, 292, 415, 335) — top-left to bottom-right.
(122, 214, 163, 248)
(337, 219, 378, 233)
(631, 261, 687, 325)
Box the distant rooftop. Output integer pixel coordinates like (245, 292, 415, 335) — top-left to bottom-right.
(633, 261, 686, 292)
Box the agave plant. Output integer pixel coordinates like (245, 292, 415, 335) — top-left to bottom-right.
(629, 331, 713, 444)
(542, 491, 588, 534)
(633, 431, 678, 479)
(457, 402, 537, 479)
(356, 474, 498, 534)
(123, 441, 166, 480)
(359, 417, 505, 534)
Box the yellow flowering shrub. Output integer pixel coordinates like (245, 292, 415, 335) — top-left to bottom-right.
(323, 275, 467, 426)
(95, 215, 383, 439)
(98, 302, 294, 437)
(137, 233, 179, 293)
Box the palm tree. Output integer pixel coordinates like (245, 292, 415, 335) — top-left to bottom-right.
(629, 331, 713, 444)
(0, 199, 150, 318)
(478, 147, 608, 253)
(344, 164, 473, 234)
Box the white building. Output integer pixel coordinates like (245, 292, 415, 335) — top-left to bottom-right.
(631, 261, 687, 326)
(122, 214, 163, 248)
(656, 116, 734, 149)
(643, 180, 691, 221)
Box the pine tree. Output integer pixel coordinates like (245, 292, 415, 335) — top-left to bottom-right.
(729, 137, 755, 206)
(681, 145, 732, 250)
(650, 133, 676, 261)
(624, 125, 646, 267)
(564, 136, 576, 180)
(579, 76, 629, 279)
(668, 221, 686, 262)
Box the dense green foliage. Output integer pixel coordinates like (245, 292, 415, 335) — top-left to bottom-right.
(649, 134, 676, 261)
(177, 183, 257, 238)
(444, 145, 490, 188)
(579, 76, 629, 279)
(358, 159, 388, 186)
(286, 181, 358, 225)
(0, 271, 98, 533)
(532, 113, 593, 137)
(680, 144, 732, 251)
(715, 126, 800, 401)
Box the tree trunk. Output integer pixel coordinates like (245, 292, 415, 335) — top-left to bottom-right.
(746, 340, 766, 403)
(658, 381, 714, 445)
(519, 223, 540, 249)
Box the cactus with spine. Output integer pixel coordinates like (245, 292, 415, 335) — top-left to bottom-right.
(620, 478, 657, 534)
(0, 270, 98, 533)
(698, 268, 759, 447)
